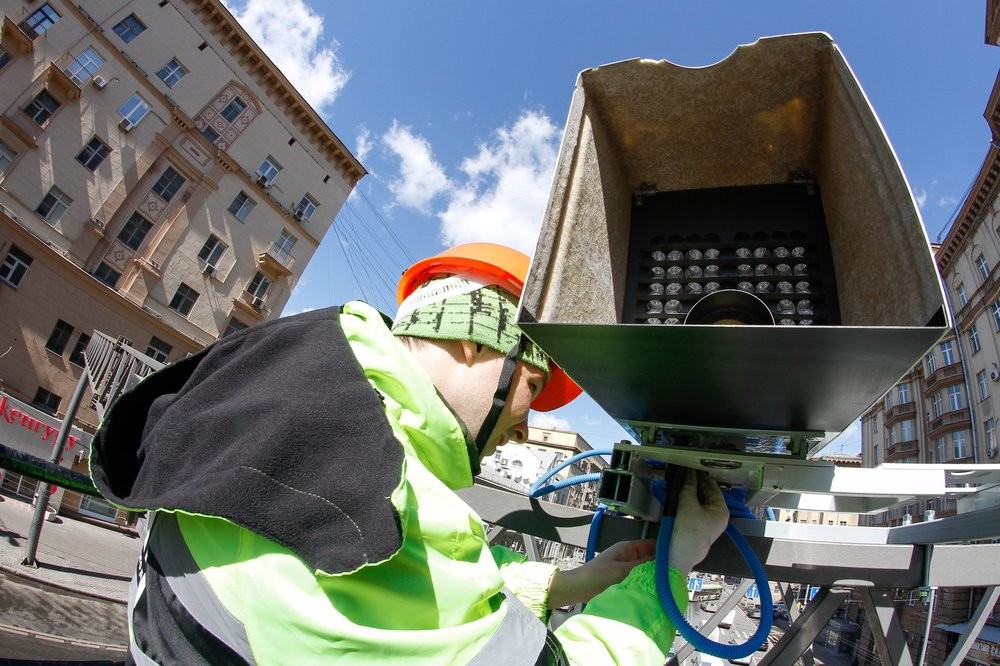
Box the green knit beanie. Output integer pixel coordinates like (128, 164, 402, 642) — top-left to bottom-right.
(391, 276, 550, 375)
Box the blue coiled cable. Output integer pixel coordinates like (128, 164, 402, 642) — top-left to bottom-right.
(655, 518, 773, 660)
(529, 453, 773, 660)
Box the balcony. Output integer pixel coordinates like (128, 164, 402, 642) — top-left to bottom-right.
(885, 439, 918, 462)
(884, 400, 916, 426)
(2, 16, 33, 54)
(256, 244, 294, 279)
(926, 408, 971, 438)
(924, 363, 963, 393)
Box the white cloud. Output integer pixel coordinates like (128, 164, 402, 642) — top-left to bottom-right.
(914, 188, 928, 210)
(439, 112, 560, 255)
(382, 121, 451, 214)
(529, 412, 572, 431)
(379, 111, 561, 255)
(223, 0, 349, 115)
(355, 126, 374, 164)
(938, 195, 958, 208)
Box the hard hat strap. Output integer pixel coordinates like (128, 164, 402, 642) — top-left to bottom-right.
(474, 336, 525, 458)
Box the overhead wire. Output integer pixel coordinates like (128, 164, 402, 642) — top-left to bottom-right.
(327, 186, 415, 314)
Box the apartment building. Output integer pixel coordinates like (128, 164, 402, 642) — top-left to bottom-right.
(479, 427, 607, 569)
(0, 0, 363, 521)
(855, 12, 1000, 662)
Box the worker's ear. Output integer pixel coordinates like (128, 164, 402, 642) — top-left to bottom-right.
(459, 340, 484, 367)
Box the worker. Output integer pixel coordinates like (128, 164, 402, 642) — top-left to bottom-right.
(90, 242, 729, 665)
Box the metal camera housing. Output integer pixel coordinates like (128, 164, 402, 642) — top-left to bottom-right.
(518, 33, 948, 500)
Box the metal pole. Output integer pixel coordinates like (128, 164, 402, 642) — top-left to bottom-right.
(21, 370, 89, 567)
(916, 543, 936, 666)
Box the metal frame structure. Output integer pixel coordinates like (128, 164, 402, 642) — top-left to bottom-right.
(458, 483, 1000, 665)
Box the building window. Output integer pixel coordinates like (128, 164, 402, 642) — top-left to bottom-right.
(92, 262, 121, 288)
(247, 271, 271, 300)
(117, 212, 153, 250)
(227, 192, 256, 222)
(888, 424, 897, 446)
(986, 418, 997, 453)
(931, 393, 943, 419)
(220, 97, 247, 123)
(0, 245, 32, 287)
(294, 194, 318, 222)
(201, 126, 220, 145)
(45, 319, 74, 355)
(926, 351, 937, 374)
(118, 94, 151, 128)
(113, 14, 146, 43)
(20, 4, 60, 39)
(68, 333, 91, 367)
(969, 324, 982, 354)
(934, 437, 946, 463)
(977, 253, 991, 282)
(873, 418, 878, 433)
(978, 370, 991, 401)
(898, 383, 910, 404)
(155, 58, 187, 88)
(272, 229, 297, 263)
(63, 47, 104, 85)
(198, 235, 226, 269)
(900, 419, 914, 441)
(223, 318, 248, 337)
(956, 282, 968, 307)
(145, 336, 172, 363)
(947, 385, 963, 411)
(256, 156, 282, 186)
(75, 136, 111, 171)
(0, 142, 15, 174)
(168, 283, 199, 316)
(25, 90, 61, 126)
(952, 431, 969, 460)
(0, 47, 10, 71)
(940, 341, 955, 366)
(884, 391, 895, 410)
(152, 167, 185, 203)
(32, 388, 61, 416)
(36, 186, 72, 224)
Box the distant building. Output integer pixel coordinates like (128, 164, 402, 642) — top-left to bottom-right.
(479, 426, 606, 570)
(0, 0, 363, 524)
(856, 9, 1000, 663)
(772, 454, 861, 527)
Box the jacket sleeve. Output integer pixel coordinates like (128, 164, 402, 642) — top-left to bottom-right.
(554, 562, 686, 666)
(490, 546, 558, 621)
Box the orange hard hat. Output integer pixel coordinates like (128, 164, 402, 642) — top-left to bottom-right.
(397, 243, 582, 412)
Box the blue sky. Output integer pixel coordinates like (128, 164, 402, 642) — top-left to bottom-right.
(224, 1, 998, 455)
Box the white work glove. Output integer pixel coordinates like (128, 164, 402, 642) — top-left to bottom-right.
(666, 469, 729, 574)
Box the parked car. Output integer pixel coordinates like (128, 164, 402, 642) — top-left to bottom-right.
(701, 601, 720, 613)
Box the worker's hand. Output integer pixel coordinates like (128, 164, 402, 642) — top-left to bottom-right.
(667, 469, 729, 575)
(547, 538, 655, 609)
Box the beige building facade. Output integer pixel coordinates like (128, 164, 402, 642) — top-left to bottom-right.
(855, 17, 1000, 664)
(0, 0, 363, 519)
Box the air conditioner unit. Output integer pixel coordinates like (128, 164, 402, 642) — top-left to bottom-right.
(252, 296, 264, 309)
(92, 75, 108, 90)
(256, 175, 270, 188)
(202, 264, 215, 276)
(292, 209, 305, 221)
(991, 365, 1000, 382)
(119, 117, 136, 132)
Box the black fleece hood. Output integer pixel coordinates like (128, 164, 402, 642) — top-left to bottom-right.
(90, 307, 406, 574)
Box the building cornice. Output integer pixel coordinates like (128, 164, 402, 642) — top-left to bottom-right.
(988, 0, 1000, 46)
(937, 70, 1000, 274)
(184, 0, 366, 186)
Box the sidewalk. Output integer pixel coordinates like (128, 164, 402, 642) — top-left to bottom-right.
(0, 493, 140, 604)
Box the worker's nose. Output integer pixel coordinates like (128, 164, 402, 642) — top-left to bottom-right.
(509, 420, 529, 444)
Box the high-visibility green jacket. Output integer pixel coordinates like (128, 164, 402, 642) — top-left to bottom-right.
(91, 302, 686, 665)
